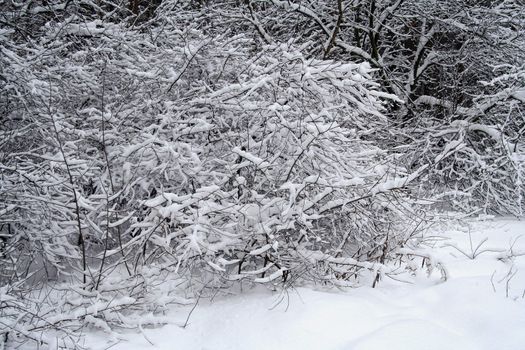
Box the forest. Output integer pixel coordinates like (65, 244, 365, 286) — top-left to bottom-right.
(1, 0, 524, 348)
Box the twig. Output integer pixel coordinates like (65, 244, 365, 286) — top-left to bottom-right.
(182, 293, 201, 329)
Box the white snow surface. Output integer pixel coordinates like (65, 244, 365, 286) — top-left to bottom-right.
(86, 218, 525, 350)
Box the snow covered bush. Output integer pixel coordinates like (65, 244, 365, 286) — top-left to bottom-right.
(127, 42, 431, 288)
(8, 0, 525, 347)
(405, 66, 525, 215)
(198, 0, 525, 215)
(0, 2, 434, 341)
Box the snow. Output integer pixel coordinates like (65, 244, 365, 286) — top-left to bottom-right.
(513, 90, 525, 103)
(84, 218, 525, 350)
(232, 147, 271, 169)
(248, 243, 273, 256)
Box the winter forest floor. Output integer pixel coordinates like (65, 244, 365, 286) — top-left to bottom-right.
(82, 217, 525, 350)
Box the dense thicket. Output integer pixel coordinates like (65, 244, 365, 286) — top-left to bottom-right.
(0, 0, 523, 347)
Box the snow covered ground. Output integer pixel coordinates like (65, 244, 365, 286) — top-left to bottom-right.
(86, 218, 525, 350)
